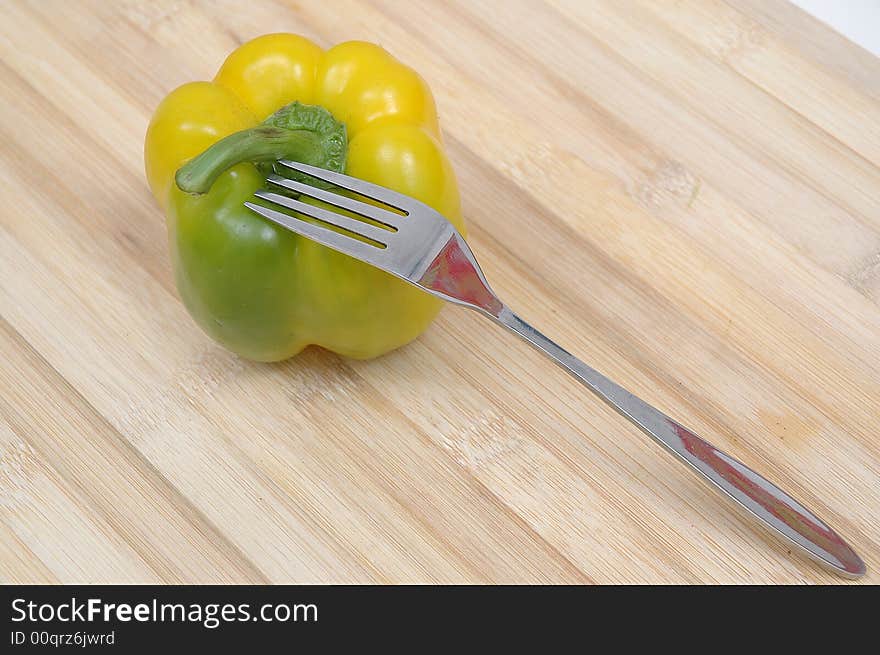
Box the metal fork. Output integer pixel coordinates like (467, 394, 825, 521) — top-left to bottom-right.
(245, 160, 865, 578)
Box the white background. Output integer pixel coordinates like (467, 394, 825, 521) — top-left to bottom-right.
(792, 0, 880, 56)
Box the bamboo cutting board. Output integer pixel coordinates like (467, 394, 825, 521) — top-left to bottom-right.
(0, 0, 878, 584)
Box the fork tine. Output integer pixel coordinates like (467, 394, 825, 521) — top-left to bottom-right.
(245, 201, 389, 265)
(252, 191, 393, 246)
(266, 174, 403, 230)
(277, 160, 419, 213)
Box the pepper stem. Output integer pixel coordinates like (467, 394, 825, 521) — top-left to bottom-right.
(174, 101, 348, 195)
(175, 127, 321, 194)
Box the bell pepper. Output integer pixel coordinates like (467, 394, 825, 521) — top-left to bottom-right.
(144, 34, 465, 361)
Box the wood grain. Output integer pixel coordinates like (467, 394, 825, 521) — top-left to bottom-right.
(0, 0, 877, 583)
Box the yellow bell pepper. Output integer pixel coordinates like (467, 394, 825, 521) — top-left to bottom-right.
(144, 34, 464, 360)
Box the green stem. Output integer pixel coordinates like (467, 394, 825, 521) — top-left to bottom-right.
(175, 127, 321, 194)
(174, 101, 347, 195)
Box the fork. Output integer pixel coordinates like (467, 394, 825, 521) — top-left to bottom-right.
(245, 159, 865, 578)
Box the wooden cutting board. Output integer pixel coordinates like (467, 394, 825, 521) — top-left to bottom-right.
(0, 0, 877, 584)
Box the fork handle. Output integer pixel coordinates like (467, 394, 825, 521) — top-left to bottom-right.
(491, 305, 864, 578)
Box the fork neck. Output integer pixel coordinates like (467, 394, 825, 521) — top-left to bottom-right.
(417, 233, 504, 317)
